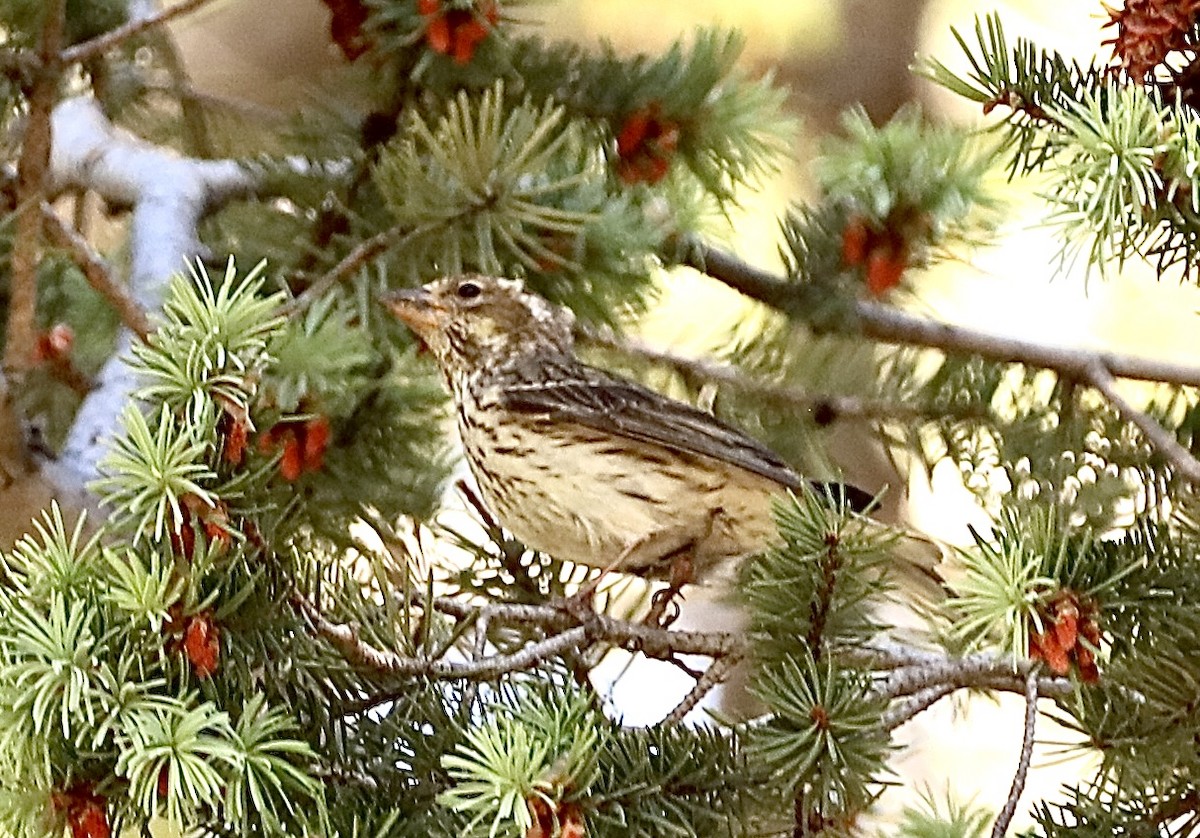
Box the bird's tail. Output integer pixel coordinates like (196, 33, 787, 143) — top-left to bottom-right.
(807, 479, 949, 602)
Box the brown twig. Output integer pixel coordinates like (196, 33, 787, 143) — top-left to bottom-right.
(293, 593, 589, 680)
(680, 238, 1200, 390)
(579, 326, 974, 424)
(60, 0, 216, 65)
(40, 204, 152, 339)
(1086, 360, 1200, 483)
(663, 650, 745, 724)
(43, 354, 93, 396)
(420, 594, 745, 661)
(991, 670, 1039, 837)
(982, 91, 1053, 123)
(285, 221, 445, 315)
(299, 591, 1075, 722)
(6, 0, 65, 376)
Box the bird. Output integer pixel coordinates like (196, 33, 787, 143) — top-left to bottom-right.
(381, 274, 939, 593)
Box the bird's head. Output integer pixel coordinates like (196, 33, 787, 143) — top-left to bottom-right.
(381, 274, 575, 374)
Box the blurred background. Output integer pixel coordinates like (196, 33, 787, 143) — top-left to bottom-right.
(161, 0, 1196, 828)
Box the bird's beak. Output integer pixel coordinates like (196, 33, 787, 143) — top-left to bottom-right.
(380, 287, 440, 335)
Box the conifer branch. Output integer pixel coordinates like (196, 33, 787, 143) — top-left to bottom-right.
(306, 591, 1072, 715)
(579, 325, 976, 424)
(286, 221, 447, 315)
(1086, 360, 1200, 483)
(663, 651, 745, 724)
(991, 671, 1039, 838)
(59, 0, 217, 66)
(875, 647, 1071, 700)
(420, 594, 747, 661)
(40, 204, 152, 339)
(881, 684, 954, 731)
(294, 593, 590, 680)
(683, 238, 1200, 389)
(6, 0, 65, 376)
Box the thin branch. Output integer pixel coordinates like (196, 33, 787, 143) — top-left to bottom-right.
(461, 613, 492, 710)
(579, 325, 976, 424)
(660, 652, 705, 681)
(991, 670, 1039, 838)
(302, 590, 1075, 724)
(142, 79, 288, 122)
(6, 0, 65, 375)
(681, 238, 1200, 390)
(40, 204, 152, 339)
(293, 594, 589, 681)
(876, 648, 1071, 700)
(286, 221, 446, 315)
(677, 236, 794, 309)
(1086, 360, 1200, 483)
(420, 594, 747, 661)
(60, 0, 216, 65)
(983, 91, 1053, 124)
(663, 651, 745, 724)
(43, 353, 93, 396)
(881, 684, 954, 730)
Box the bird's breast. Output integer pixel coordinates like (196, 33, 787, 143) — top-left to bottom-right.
(451, 380, 781, 576)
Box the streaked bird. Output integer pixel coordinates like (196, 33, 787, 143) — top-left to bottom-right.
(382, 274, 938, 591)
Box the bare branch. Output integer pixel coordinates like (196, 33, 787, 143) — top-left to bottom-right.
(681, 238, 1200, 390)
(301, 590, 1076, 727)
(991, 671, 1039, 837)
(663, 651, 745, 724)
(421, 594, 747, 661)
(142, 80, 288, 122)
(578, 325, 975, 424)
(47, 96, 259, 483)
(876, 648, 1071, 700)
(60, 0, 217, 66)
(286, 220, 446, 315)
(6, 0, 65, 375)
(40, 204, 151, 339)
(1086, 360, 1200, 483)
(881, 684, 954, 730)
(293, 594, 589, 681)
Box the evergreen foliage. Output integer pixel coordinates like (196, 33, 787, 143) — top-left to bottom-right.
(4, 1, 1200, 837)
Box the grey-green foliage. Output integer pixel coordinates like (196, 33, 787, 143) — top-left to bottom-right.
(921, 13, 1200, 276)
(740, 490, 897, 831)
(0, 265, 339, 838)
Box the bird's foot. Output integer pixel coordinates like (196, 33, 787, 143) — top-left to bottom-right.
(643, 584, 683, 628)
(642, 555, 692, 628)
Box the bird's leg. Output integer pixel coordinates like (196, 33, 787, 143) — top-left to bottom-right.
(642, 507, 724, 628)
(643, 550, 693, 628)
(557, 538, 648, 622)
(557, 523, 703, 621)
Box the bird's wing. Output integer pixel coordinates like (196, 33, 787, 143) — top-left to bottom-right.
(497, 357, 811, 491)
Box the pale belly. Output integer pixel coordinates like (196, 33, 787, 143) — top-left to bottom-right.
(459, 414, 782, 577)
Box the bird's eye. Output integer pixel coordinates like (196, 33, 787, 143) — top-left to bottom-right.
(457, 281, 482, 300)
